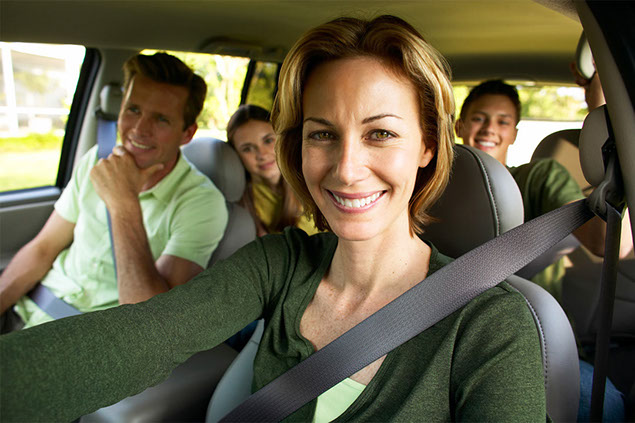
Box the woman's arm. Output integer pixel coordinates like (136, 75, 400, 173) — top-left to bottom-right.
(0, 238, 272, 422)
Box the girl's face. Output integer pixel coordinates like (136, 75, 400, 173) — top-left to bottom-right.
(232, 119, 281, 187)
(301, 57, 435, 242)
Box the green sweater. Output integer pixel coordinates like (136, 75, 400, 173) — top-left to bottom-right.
(1, 228, 545, 422)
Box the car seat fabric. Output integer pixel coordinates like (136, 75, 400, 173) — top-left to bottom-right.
(207, 319, 265, 422)
(182, 137, 257, 265)
(205, 144, 580, 423)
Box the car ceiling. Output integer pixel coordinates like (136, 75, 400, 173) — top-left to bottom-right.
(1, 0, 582, 83)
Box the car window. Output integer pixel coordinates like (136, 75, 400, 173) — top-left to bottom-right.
(454, 83, 586, 166)
(244, 61, 279, 112)
(0, 42, 86, 192)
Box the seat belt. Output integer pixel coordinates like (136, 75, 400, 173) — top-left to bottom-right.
(220, 199, 595, 422)
(95, 110, 118, 278)
(27, 108, 118, 319)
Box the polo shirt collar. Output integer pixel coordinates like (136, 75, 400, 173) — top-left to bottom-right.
(140, 152, 189, 201)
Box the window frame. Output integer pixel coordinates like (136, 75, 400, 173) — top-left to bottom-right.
(0, 46, 100, 206)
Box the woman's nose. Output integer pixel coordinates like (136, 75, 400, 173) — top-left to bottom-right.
(334, 137, 366, 185)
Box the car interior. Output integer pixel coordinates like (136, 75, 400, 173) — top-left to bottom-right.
(1, 0, 634, 421)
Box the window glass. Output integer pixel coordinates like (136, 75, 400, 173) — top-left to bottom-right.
(143, 50, 250, 140)
(453, 83, 587, 166)
(0, 42, 85, 192)
(245, 61, 278, 112)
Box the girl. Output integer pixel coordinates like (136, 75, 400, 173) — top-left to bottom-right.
(227, 105, 318, 236)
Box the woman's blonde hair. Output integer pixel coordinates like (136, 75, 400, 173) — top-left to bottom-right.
(272, 15, 455, 235)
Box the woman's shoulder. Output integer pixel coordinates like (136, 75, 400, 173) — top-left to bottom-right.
(456, 280, 535, 338)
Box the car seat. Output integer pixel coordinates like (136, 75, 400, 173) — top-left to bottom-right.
(182, 137, 257, 265)
(205, 144, 581, 423)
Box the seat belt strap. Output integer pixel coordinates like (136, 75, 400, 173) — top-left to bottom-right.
(590, 202, 623, 420)
(26, 285, 81, 319)
(221, 199, 595, 422)
(96, 115, 118, 278)
(28, 115, 118, 320)
(97, 114, 117, 160)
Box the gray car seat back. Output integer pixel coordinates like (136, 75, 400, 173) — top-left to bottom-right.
(182, 137, 256, 265)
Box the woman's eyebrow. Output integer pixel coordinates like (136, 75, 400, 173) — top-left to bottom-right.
(303, 117, 334, 127)
(362, 114, 402, 124)
(303, 114, 401, 126)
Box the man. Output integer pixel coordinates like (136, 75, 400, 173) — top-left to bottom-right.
(455, 79, 632, 300)
(0, 53, 228, 330)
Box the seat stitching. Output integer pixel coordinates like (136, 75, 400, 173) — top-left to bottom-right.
(468, 148, 501, 236)
(522, 294, 549, 388)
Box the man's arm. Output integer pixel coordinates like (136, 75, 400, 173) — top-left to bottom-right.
(90, 146, 204, 304)
(107, 199, 203, 304)
(573, 207, 633, 258)
(0, 212, 75, 314)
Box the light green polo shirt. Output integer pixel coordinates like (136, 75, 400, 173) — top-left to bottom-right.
(14, 145, 228, 329)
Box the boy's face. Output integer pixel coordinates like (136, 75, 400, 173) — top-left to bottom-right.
(456, 94, 518, 165)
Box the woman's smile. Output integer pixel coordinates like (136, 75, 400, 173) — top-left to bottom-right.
(328, 190, 385, 212)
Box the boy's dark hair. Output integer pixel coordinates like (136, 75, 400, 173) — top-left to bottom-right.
(460, 79, 521, 124)
(123, 52, 207, 129)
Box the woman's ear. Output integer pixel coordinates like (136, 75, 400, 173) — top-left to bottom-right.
(419, 141, 436, 168)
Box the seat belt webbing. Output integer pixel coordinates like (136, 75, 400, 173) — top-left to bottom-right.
(96, 117, 118, 277)
(221, 199, 595, 422)
(28, 116, 117, 320)
(590, 202, 623, 420)
(26, 285, 81, 319)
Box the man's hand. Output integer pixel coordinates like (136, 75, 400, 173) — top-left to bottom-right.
(89, 146, 163, 213)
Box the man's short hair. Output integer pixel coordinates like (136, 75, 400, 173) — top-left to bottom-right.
(460, 80, 521, 124)
(123, 52, 207, 129)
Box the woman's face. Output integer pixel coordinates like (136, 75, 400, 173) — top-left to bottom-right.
(232, 119, 281, 187)
(301, 57, 435, 242)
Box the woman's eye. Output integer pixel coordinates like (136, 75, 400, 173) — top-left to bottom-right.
(264, 137, 276, 144)
(126, 106, 140, 114)
(309, 131, 334, 141)
(470, 116, 484, 123)
(499, 120, 510, 126)
(157, 116, 170, 124)
(369, 130, 395, 141)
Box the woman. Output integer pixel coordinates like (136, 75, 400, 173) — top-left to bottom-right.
(0, 15, 545, 421)
(227, 104, 318, 236)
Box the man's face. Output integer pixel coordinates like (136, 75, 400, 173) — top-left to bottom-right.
(456, 94, 518, 165)
(118, 74, 196, 170)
